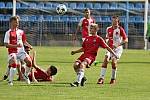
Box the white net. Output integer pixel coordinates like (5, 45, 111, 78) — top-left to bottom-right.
(0, 0, 149, 49)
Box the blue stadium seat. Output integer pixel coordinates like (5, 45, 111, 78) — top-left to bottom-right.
(129, 16, 135, 22)
(68, 16, 77, 22)
(0, 14, 5, 20)
(16, 2, 20, 9)
(110, 3, 117, 9)
(52, 16, 60, 21)
(128, 3, 135, 9)
(6, 2, 12, 9)
(76, 3, 85, 9)
(94, 16, 101, 22)
(101, 3, 109, 9)
(28, 15, 37, 21)
(5, 15, 11, 21)
(37, 2, 44, 9)
(93, 3, 101, 9)
(118, 3, 126, 9)
(119, 16, 126, 22)
(85, 3, 93, 9)
(69, 3, 77, 9)
(135, 16, 144, 22)
(60, 16, 69, 21)
(29, 3, 36, 8)
(0, 2, 5, 8)
(77, 16, 82, 21)
(20, 15, 28, 21)
(135, 3, 144, 9)
(52, 3, 59, 8)
(101, 16, 110, 22)
(21, 3, 29, 9)
(43, 15, 52, 21)
(45, 2, 52, 9)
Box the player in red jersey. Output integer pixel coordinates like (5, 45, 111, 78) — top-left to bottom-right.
(27, 51, 57, 82)
(97, 16, 128, 85)
(4, 16, 32, 86)
(70, 23, 118, 87)
(74, 8, 95, 41)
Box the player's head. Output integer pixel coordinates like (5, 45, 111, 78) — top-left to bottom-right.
(46, 65, 57, 76)
(84, 8, 91, 18)
(10, 16, 19, 29)
(112, 15, 120, 27)
(90, 23, 99, 35)
(24, 45, 31, 54)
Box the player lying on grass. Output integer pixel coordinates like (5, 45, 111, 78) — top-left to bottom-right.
(70, 23, 118, 87)
(28, 50, 57, 82)
(3, 45, 57, 82)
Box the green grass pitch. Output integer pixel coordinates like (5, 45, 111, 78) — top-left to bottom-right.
(0, 46, 150, 100)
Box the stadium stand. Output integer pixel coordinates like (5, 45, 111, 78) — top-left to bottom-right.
(0, 1, 149, 49)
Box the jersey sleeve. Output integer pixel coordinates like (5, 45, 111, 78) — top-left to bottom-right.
(98, 37, 108, 48)
(4, 31, 10, 44)
(22, 31, 26, 42)
(120, 27, 127, 40)
(78, 18, 83, 27)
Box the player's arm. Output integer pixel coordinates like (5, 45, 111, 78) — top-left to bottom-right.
(32, 51, 39, 69)
(71, 47, 84, 55)
(4, 43, 21, 48)
(105, 44, 118, 59)
(118, 38, 128, 46)
(23, 40, 33, 49)
(31, 68, 38, 83)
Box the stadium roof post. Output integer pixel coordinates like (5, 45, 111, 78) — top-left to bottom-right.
(13, 0, 16, 16)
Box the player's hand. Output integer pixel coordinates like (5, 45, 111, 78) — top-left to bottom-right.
(71, 51, 76, 55)
(17, 44, 22, 48)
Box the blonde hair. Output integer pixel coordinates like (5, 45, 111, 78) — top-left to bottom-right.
(90, 23, 99, 31)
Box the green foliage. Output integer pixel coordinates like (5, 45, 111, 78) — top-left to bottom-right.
(0, 47, 150, 100)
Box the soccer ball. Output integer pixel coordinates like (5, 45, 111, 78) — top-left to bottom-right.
(56, 4, 67, 15)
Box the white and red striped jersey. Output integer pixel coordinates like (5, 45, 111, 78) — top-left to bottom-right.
(4, 28, 26, 54)
(78, 17, 95, 38)
(106, 26, 127, 49)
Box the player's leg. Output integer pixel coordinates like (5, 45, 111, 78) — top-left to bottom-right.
(19, 52, 32, 84)
(70, 60, 88, 87)
(110, 58, 117, 84)
(97, 53, 110, 84)
(110, 47, 123, 84)
(8, 53, 17, 86)
(3, 65, 10, 80)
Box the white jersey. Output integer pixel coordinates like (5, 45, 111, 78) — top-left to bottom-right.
(4, 28, 26, 54)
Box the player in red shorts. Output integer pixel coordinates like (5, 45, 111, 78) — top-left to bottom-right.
(4, 16, 32, 86)
(97, 16, 128, 85)
(27, 51, 57, 82)
(74, 8, 95, 41)
(70, 23, 118, 87)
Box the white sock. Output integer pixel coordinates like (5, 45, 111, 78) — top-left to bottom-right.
(76, 69, 84, 83)
(9, 67, 16, 82)
(111, 68, 117, 79)
(100, 68, 107, 79)
(25, 66, 31, 77)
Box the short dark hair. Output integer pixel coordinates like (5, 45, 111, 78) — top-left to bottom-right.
(50, 65, 57, 76)
(84, 8, 90, 12)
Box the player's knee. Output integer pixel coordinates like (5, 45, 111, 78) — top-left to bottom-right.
(112, 62, 117, 69)
(80, 61, 87, 69)
(10, 63, 17, 68)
